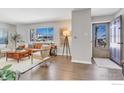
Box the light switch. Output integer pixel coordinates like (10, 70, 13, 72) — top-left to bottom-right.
(74, 36, 77, 39)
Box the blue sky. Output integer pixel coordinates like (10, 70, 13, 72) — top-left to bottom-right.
(97, 24, 106, 39)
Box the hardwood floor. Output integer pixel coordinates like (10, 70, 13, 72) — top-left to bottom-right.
(19, 56, 124, 80)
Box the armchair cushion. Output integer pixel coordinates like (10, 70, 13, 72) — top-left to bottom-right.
(34, 43, 42, 49)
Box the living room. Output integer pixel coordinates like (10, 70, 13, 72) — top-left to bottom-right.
(0, 8, 124, 80)
(1, 0, 124, 92)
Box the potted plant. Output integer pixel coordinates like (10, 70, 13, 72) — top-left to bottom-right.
(0, 64, 16, 80)
(11, 32, 21, 48)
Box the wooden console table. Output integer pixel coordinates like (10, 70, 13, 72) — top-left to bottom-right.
(6, 50, 31, 63)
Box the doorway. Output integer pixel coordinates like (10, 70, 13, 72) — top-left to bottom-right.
(92, 22, 109, 58)
(92, 16, 123, 68)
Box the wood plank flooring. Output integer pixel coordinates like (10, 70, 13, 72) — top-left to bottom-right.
(19, 56, 124, 80)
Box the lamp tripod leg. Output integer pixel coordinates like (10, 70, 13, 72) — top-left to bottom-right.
(66, 38, 68, 56)
(62, 36, 71, 57)
(66, 37, 71, 57)
(62, 37, 66, 55)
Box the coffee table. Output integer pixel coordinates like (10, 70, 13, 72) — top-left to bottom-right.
(6, 50, 31, 63)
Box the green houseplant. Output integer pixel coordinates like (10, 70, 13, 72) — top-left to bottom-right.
(0, 64, 16, 80)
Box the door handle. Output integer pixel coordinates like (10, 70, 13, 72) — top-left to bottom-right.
(117, 42, 123, 44)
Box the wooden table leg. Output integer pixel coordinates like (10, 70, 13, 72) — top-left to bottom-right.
(6, 53, 7, 61)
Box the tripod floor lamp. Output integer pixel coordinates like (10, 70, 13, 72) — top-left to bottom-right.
(62, 30, 71, 56)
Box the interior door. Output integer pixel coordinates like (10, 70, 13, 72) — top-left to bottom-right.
(110, 16, 122, 65)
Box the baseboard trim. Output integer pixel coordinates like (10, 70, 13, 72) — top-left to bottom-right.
(57, 53, 71, 56)
(57, 53, 62, 55)
(72, 60, 92, 64)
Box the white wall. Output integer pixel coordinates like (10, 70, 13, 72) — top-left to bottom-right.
(16, 20, 71, 55)
(114, 8, 124, 18)
(91, 15, 114, 23)
(71, 9, 92, 64)
(0, 22, 16, 48)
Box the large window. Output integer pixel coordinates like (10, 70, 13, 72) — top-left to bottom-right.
(0, 29, 8, 44)
(30, 27, 54, 42)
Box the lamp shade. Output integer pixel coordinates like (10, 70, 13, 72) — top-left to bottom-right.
(63, 30, 70, 37)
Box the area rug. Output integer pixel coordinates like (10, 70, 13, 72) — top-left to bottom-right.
(94, 58, 122, 70)
(0, 57, 50, 74)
